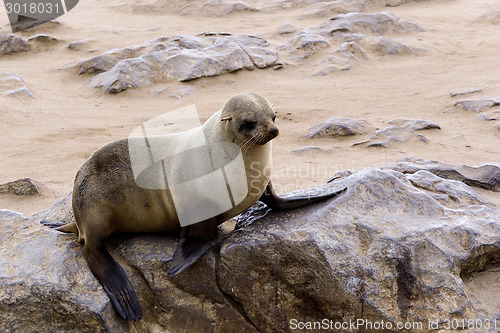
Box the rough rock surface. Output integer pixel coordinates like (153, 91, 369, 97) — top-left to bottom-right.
(0, 73, 34, 98)
(280, 11, 424, 73)
(68, 33, 277, 93)
(1, 158, 499, 332)
(277, 32, 329, 63)
(382, 156, 500, 192)
(306, 117, 368, 138)
(0, 33, 30, 55)
(354, 119, 440, 148)
(0, 178, 41, 196)
(0, 195, 255, 333)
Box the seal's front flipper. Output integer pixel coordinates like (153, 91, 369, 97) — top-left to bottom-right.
(168, 218, 218, 277)
(85, 241, 143, 321)
(260, 181, 347, 210)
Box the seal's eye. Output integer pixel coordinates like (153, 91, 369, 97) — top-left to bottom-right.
(241, 120, 256, 131)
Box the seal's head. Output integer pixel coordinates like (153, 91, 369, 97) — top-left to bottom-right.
(220, 92, 279, 146)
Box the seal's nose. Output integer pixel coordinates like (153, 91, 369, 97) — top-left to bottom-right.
(270, 126, 279, 137)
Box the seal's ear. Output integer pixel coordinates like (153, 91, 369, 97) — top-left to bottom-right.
(221, 116, 232, 122)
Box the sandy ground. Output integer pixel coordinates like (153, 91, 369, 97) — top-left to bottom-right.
(0, 0, 499, 216)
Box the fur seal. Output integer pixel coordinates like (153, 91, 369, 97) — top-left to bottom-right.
(42, 93, 346, 321)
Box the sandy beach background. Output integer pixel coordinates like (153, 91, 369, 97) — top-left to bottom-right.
(0, 0, 499, 216)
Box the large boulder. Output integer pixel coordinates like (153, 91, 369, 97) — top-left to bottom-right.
(66, 33, 277, 94)
(1, 158, 499, 332)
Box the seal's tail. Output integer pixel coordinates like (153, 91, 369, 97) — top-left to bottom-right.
(40, 220, 78, 234)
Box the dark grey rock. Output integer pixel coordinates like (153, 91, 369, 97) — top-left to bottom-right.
(2, 159, 500, 331)
(0, 33, 30, 55)
(355, 119, 440, 148)
(383, 156, 500, 192)
(2, 195, 256, 332)
(72, 33, 277, 93)
(229, 166, 500, 332)
(455, 97, 500, 112)
(306, 117, 368, 138)
(0, 178, 41, 196)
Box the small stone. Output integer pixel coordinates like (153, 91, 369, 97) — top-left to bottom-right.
(0, 178, 41, 196)
(27, 34, 58, 43)
(476, 112, 499, 121)
(450, 86, 486, 97)
(3, 87, 34, 98)
(0, 33, 30, 55)
(0, 73, 33, 98)
(276, 22, 296, 35)
(306, 117, 367, 138)
(68, 38, 93, 51)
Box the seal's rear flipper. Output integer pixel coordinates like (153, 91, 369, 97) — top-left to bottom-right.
(260, 181, 347, 210)
(85, 241, 143, 321)
(40, 220, 78, 234)
(40, 220, 66, 228)
(168, 218, 218, 277)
